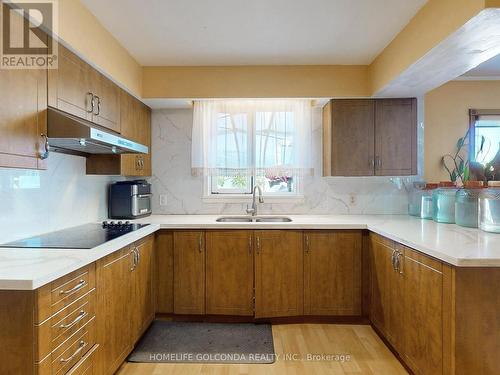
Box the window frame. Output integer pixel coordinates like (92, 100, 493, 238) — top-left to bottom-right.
(204, 105, 303, 200)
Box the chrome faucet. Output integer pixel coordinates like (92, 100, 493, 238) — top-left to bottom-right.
(246, 185, 264, 216)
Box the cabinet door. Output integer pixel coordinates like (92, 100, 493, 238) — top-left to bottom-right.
(331, 99, 375, 176)
(131, 235, 155, 342)
(0, 68, 47, 169)
(91, 70, 120, 133)
(156, 231, 174, 313)
(120, 92, 151, 177)
(375, 98, 417, 176)
(370, 235, 404, 351)
(206, 231, 254, 316)
(48, 45, 93, 120)
(254, 230, 303, 318)
(95, 247, 133, 375)
(401, 246, 443, 375)
(173, 231, 205, 314)
(304, 231, 362, 315)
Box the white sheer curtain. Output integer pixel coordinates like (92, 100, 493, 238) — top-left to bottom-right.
(191, 99, 313, 178)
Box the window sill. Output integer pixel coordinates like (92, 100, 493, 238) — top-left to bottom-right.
(202, 194, 304, 204)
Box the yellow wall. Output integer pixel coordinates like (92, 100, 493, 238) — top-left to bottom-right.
(424, 80, 500, 182)
(369, 0, 492, 95)
(58, 0, 142, 96)
(142, 65, 370, 99)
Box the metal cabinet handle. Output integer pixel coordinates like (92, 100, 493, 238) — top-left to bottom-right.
(59, 310, 87, 329)
(370, 158, 375, 168)
(397, 252, 404, 274)
(391, 250, 397, 271)
(59, 280, 86, 295)
(256, 236, 261, 254)
(375, 156, 382, 169)
(305, 234, 310, 253)
(248, 236, 252, 255)
(86, 92, 94, 113)
(59, 340, 86, 363)
(40, 133, 49, 160)
(136, 246, 140, 265)
(93, 95, 101, 115)
(130, 248, 137, 271)
(198, 233, 203, 253)
(97, 96, 101, 115)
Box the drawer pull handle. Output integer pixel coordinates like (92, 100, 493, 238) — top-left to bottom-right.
(59, 280, 86, 295)
(60, 340, 86, 363)
(59, 310, 87, 329)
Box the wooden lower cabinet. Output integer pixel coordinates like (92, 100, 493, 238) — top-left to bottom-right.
(155, 231, 174, 313)
(173, 231, 206, 314)
(206, 230, 254, 315)
(401, 244, 446, 375)
(95, 247, 133, 375)
(96, 235, 155, 375)
(304, 230, 362, 315)
(131, 235, 155, 342)
(369, 234, 404, 351)
(369, 234, 449, 375)
(254, 230, 304, 318)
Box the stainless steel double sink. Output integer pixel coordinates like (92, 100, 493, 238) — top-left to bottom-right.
(215, 216, 292, 223)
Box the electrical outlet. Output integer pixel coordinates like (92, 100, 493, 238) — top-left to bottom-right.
(159, 194, 168, 206)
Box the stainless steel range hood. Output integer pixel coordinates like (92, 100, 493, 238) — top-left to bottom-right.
(47, 107, 148, 156)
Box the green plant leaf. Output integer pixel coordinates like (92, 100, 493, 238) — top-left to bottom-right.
(463, 167, 470, 182)
(458, 160, 464, 175)
(456, 137, 464, 150)
(451, 170, 457, 182)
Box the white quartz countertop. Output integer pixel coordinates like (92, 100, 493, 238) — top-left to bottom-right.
(1, 214, 499, 290)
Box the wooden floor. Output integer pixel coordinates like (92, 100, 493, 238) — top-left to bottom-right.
(116, 324, 408, 375)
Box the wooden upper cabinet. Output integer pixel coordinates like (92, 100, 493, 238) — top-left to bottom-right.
(0, 9, 47, 170)
(91, 69, 120, 133)
(401, 245, 445, 375)
(323, 98, 417, 176)
(330, 99, 375, 176)
(304, 230, 362, 316)
(0, 68, 47, 170)
(206, 231, 254, 316)
(254, 230, 303, 318)
(48, 44, 120, 133)
(375, 98, 417, 176)
(88, 90, 152, 177)
(173, 231, 205, 315)
(48, 45, 93, 120)
(131, 236, 155, 342)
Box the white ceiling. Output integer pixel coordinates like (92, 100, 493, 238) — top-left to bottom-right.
(81, 0, 427, 66)
(461, 53, 500, 78)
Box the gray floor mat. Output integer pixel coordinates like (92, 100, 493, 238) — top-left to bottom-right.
(127, 320, 275, 364)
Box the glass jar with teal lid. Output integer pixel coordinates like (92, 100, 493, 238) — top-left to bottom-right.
(420, 183, 438, 219)
(479, 181, 500, 233)
(432, 181, 458, 223)
(455, 181, 484, 228)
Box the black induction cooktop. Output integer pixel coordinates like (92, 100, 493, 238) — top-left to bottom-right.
(1, 222, 149, 249)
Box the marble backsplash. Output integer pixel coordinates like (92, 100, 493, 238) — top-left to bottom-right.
(150, 108, 420, 215)
(0, 153, 120, 243)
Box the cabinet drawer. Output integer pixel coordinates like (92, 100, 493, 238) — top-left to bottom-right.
(36, 290, 95, 361)
(51, 317, 96, 375)
(66, 345, 98, 375)
(50, 266, 95, 316)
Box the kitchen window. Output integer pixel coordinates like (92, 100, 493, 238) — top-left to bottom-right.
(191, 99, 313, 198)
